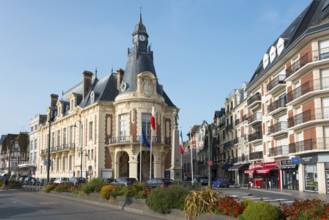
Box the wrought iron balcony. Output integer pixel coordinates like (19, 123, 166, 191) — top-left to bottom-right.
(286, 53, 311, 79)
(269, 145, 289, 157)
(248, 112, 262, 125)
(289, 138, 329, 153)
(267, 74, 286, 93)
(288, 107, 329, 128)
(248, 131, 262, 142)
(287, 77, 329, 104)
(225, 123, 233, 131)
(267, 121, 288, 136)
(267, 97, 287, 115)
(249, 151, 263, 160)
(109, 135, 171, 145)
(247, 93, 261, 108)
(235, 119, 240, 126)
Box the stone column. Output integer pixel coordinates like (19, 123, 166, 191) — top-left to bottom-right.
(298, 164, 305, 192)
(317, 162, 326, 194)
(170, 110, 182, 181)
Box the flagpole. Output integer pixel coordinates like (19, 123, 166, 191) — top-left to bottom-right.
(190, 127, 194, 184)
(140, 130, 142, 183)
(150, 127, 152, 179)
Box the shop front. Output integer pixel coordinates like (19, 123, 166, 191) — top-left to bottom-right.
(280, 159, 299, 190)
(244, 161, 280, 189)
(228, 162, 250, 187)
(301, 155, 318, 192)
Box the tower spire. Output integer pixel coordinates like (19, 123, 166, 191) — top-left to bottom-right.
(140, 7, 142, 24)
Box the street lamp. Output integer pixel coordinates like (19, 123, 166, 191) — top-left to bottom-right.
(47, 107, 55, 184)
(204, 121, 215, 189)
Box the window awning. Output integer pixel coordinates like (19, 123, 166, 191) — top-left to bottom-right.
(255, 165, 278, 174)
(244, 167, 259, 174)
(228, 163, 250, 172)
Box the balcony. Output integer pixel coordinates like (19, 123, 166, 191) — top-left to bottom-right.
(267, 97, 287, 116)
(242, 115, 248, 122)
(267, 74, 286, 94)
(249, 151, 263, 160)
(225, 123, 234, 132)
(289, 138, 329, 154)
(109, 135, 171, 145)
(269, 145, 289, 157)
(235, 119, 240, 126)
(248, 131, 262, 143)
(247, 93, 261, 108)
(223, 140, 234, 150)
(287, 77, 329, 106)
(248, 112, 262, 126)
(267, 121, 288, 136)
(286, 47, 329, 81)
(287, 107, 329, 129)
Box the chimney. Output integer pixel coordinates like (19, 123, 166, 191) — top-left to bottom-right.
(50, 94, 58, 107)
(116, 68, 124, 90)
(83, 70, 93, 99)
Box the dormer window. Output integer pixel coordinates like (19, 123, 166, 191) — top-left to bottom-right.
(90, 91, 95, 104)
(263, 53, 269, 69)
(276, 38, 285, 56)
(269, 46, 277, 63)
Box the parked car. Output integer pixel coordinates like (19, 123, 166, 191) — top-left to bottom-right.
(103, 178, 115, 184)
(111, 177, 137, 186)
(193, 175, 208, 185)
(144, 178, 173, 188)
(69, 177, 87, 185)
(53, 177, 71, 185)
(212, 178, 230, 188)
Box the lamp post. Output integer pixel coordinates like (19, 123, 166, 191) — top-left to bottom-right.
(204, 122, 214, 189)
(47, 107, 55, 183)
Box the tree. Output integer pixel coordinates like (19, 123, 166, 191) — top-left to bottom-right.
(16, 132, 29, 159)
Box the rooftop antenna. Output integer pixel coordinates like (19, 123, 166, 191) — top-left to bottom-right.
(95, 68, 98, 78)
(140, 7, 142, 23)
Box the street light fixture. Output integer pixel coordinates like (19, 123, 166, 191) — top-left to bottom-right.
(204, 121, 215, 189)
(47, 107, 55, 184)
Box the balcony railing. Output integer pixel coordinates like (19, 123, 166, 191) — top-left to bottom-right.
(247, 93, 261, 107)
(225, 123, 233, 131)
(285, 47, 329, 79)
(109, 135, 171, 145)
(289, 138, 329, 153)
(267, 97, 287, 114)
(223, 140, 234, 150)
(248, 131, 262, 142)
(267, 74, 286, 92)
(268, 121, 288, 135)
(269, 145, 289, 157)
(248, 112, 262, 125)
(242, 115, 248, 122)
(249, 151, 263, 160)
(287, 77, 329, 103)
(235, 119, 240, 126)
(288, 107, 329, 128)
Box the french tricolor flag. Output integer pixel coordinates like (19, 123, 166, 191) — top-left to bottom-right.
(150, 106, 156, 131)
(179, 130, 184, 155)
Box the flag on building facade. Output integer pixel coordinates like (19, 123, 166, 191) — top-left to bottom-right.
(179, 130, 184, 155)
(141, 128, 150, 151)
(150, 106, 156, 130)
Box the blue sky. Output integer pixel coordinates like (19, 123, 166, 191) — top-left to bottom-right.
(0, 0, 311, 137)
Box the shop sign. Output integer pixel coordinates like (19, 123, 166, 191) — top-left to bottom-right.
(300, 155, 318, 164)
(281, 160, 292, 165)
(291, 157, 300, 164)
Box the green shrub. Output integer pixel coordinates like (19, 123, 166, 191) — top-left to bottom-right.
(125, 184, 149, 199)
(55, 184, 71, 192)
(100, 184, 116, 200)
(111, 185, 126, 198)
(44, 184, 55, 193)
(240, 201, 281, 220)
(147, 185, 189, 214)
(81, 177, 104, 194)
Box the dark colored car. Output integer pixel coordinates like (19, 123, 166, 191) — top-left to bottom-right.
(213, 178, 230, 188)
(193, 175, 208, 185)
(111, 177, 137, 186)
(69, 177, 87, 185)
(144, 178, 173, 188)
(104, 178, 115, 184)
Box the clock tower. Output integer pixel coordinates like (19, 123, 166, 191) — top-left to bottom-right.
(132, 13, 149, 52)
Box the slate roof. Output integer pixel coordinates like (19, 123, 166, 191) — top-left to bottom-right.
(248, 0, 329, 87)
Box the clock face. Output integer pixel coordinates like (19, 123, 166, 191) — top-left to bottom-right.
(139, 35, 146, 41)
(120, 82, 127, 92)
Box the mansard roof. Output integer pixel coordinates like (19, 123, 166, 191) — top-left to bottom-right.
(248, 0, 329, 86)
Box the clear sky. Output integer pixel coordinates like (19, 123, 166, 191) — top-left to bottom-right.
(0, 0, 311, 138)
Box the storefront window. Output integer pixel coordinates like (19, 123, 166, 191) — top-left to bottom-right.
(304, 165, 318, 191)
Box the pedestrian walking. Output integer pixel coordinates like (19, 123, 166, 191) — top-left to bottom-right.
(2, 174, 9, 189)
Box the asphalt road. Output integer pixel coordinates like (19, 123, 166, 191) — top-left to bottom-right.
(0, 189, 165, 220)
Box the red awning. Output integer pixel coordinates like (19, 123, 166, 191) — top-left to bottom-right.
(244, 168, 259, 174)
(255, 166, 278, 174)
